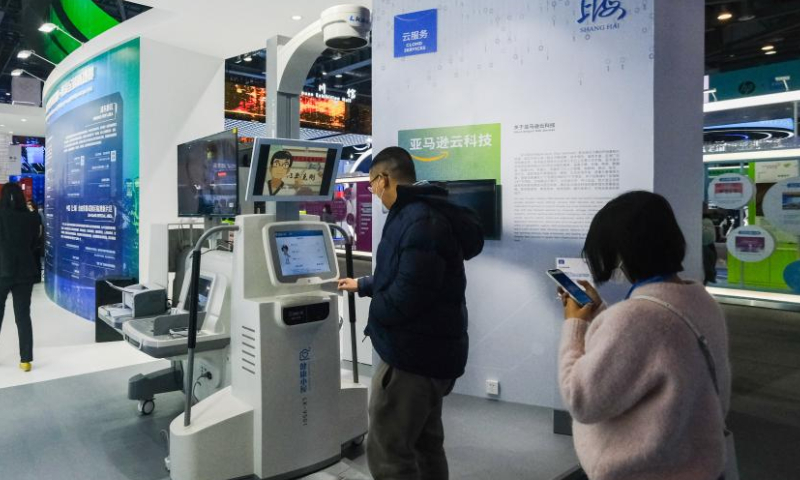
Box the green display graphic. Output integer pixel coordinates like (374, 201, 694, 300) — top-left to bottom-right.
(398, 124, 501, 182)
(720, 162, 799, 291)
(42, 0, 121, 64)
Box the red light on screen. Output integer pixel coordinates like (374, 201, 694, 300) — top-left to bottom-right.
(218, 172, 227, 177)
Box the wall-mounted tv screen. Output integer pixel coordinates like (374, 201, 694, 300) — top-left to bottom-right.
(435, 179, 501, 240)
(177, 130, 239, 217)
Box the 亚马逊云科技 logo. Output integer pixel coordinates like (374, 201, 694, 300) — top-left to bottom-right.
(578, 0, 627, 24)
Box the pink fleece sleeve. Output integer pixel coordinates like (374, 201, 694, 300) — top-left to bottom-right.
(559, 310, 665, 424)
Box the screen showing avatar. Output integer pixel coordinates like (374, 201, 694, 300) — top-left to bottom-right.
(253, 143, 337, 198)
(274, 231, 331, 277)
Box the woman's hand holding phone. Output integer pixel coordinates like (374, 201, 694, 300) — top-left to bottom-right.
(559, 280, 602, 322)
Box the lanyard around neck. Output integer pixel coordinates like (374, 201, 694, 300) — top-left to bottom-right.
(625, 274, 674, 299)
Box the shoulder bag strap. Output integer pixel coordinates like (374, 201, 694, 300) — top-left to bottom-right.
(632, 295, 721, 396)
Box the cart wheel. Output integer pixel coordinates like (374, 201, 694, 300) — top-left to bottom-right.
(138, 399, 155, 416)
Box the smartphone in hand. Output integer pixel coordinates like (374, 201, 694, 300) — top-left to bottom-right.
(546, 269, 593, 307)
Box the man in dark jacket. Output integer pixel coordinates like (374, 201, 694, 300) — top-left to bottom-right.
(339, 147, 484, 480)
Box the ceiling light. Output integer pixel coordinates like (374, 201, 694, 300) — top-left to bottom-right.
(17, 50, 33, 59)
(4, 93, 9, 96)
(291, 15, 302, 21)
(0, 125, 4, 127)
(739, 13, 756, 21)
(765, 50, 777, 56)
(717, 12, 733, 21)
(244, 55, 252, 62)
(762, 45, 774, 51)
(21, 119, 27, 122)
(11, 69, 23, 76)
(335, 74, 343, 78)
(38, 22, 84, 45)
(321, 71, 327, 76)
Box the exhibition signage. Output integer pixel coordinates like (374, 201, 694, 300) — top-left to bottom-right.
(397, 123, 501, 182)
(394, 9, 437, 58)
(707, 174, 754, 210)
(44, 39, 140, 320)
(726, 226, 775, 263)
(762, 177, 800, 235)
(355, 182, 372, 252)
(755, 161, 799, 184)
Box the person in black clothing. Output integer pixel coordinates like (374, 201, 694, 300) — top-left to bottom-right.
(26, 198, 44, 283)
(339, 147, 484, 480)
(0, 183, 41, 372)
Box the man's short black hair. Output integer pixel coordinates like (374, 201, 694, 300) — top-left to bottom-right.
(371, 146, 416, 184)
(583, 191, 686, 284)
(270, 150, 293, 169)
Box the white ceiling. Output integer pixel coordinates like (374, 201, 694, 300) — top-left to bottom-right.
(46, 0, 372, 95)
(128, 0, 373, 59)
(0, 103, 45, 137)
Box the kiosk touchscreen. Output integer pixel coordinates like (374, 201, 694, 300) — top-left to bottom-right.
(264, 223, 339, 286)
(245, 138, 342, 202)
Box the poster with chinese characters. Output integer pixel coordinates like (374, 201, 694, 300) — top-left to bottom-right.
(394, 9, 437, 58)
(397, 123, 501, 182)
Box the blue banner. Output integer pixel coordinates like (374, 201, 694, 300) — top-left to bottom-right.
(44, 39, 140, 320)
(394, 9, 437, 58)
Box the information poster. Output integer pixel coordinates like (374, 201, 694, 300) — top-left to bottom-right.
(44, 39, 140, 320)
(707, 174, 754, 210)
(355, 181, 372, 252)
(763, 177, 800, 235)
(726, 226, 775, 263)
(398, 123, 501, 182)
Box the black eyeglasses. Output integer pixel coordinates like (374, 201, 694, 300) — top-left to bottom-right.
(368, 174, 387, 193)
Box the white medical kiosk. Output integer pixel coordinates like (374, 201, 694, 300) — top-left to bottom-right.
(168, 137, 368, 480)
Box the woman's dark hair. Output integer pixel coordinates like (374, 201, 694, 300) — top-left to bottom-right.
(0, 182, 28, 212)
(583, 191, 686, 284)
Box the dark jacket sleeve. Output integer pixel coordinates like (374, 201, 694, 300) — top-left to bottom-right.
(369, 218, 447, 326)
(357, 276, 374, 297)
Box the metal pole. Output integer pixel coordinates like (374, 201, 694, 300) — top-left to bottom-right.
(328, 224, 359, 383)
(183, 224, 239, 427)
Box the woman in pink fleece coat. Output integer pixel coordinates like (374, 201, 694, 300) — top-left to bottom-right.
(558, 191, 731, 480)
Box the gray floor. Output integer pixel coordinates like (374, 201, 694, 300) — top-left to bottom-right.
(722, 304, 800, 480)
(0, 362, 577, 480)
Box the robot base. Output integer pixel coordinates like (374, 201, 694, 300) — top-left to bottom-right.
(169, 379, 368, 480)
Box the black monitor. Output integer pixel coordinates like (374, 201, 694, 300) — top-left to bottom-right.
(245, 138, 342, 202)
(436, 179, 501, 240)
(177, 131, 239, 217)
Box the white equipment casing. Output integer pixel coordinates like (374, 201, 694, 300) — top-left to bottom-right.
(169, 214, 367, 480)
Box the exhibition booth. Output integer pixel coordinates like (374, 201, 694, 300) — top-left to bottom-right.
(0, 0, 715, 479)
(702, 61, 800, 309)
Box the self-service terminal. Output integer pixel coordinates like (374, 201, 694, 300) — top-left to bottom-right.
(168, 137, 368, 480)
